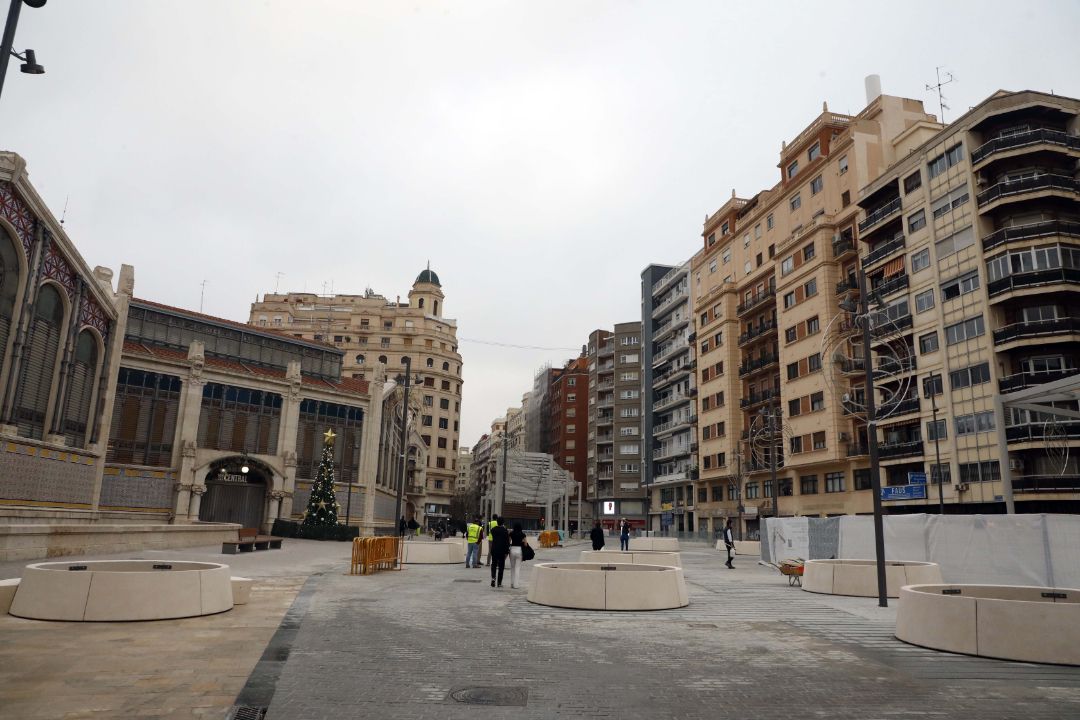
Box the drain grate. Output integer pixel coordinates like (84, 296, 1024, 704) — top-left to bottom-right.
(227, 706, 267, 720)
(450, 686, 528, 706)
(453, 579, 483, 583)
(688, 622, 718, 628)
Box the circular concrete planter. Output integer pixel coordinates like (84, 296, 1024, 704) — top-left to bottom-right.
(896, 584, 1080, 666)
(802, 559, 942, 598)
(401, 541, 464, 564)
(9, 560, 233, 621)
(579, 550, 682, 568)
(628, 537, 680, 552)
(527, 562, 689, 610)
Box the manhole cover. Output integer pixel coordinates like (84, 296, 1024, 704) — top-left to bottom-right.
(450, 686, 528, 706)
(453, 579, 483, 583)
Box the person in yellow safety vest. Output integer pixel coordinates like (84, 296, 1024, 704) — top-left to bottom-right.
(485, 515, 499, 567)
(465, 517, 482, 568)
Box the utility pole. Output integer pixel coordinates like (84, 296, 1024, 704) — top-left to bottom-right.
(858, 267, 889, 608)
(0, 0, 47, 105)
(926, 374, 945, 515)
(392, 356, 413, 534)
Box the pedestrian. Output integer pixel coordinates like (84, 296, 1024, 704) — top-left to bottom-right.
(619, 518, 630, 551)
(398, 516, 407, 537)
(489, 517, 511, 588)
(508, 522, 527, 589)
(485, 514, 499, 567)
(589, 520, 605, 551)
(465, 516, 482, 568)
(723, 519, 735, 569)
(407, 517, 420, 537)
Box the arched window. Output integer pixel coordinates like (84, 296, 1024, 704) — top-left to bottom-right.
(442, 361, 450, 371)
(355, 353, 365, 364)
(433, 300, 439, 315)
(62, 329, 99, 447)
(426, 357, 434, 368)
(0, 229, 21, 376)
(14, 284, 65, 439)
(418, 298, 424, 309)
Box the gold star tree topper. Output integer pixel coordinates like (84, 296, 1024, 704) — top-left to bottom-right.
(323, 428, 337, 445)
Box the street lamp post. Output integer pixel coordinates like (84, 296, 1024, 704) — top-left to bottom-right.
(392, 356, 413, 535)
(0, 0, 47, 103)
(925, 374, 946, 515)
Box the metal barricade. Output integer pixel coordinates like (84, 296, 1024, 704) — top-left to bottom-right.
(349, 536, 402, 575)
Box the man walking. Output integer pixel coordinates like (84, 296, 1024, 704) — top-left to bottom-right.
(465, 516, 482, 568)
(489, 517, 511, 588)
(485, 514, 499, 567)
(619, 518, 631, 551)
(723, 519, 735, 569)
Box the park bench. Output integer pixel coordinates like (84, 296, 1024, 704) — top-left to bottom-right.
(222, 527, 283, 554)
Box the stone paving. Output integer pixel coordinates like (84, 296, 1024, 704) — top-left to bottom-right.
(2, 539, 1080, 719)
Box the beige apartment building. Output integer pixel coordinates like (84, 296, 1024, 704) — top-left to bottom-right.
(690, 86, 1080, 539)
(249, 269, 463, 520)
(586, 323, 646, 530)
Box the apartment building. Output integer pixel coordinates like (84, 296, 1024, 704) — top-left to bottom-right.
(690, 89, 942, 539)
(249, 269, 463, 518)
(549, 354, 590, 531)
(641, 263, 698, 534)
(854, 89, 1080, 514)
(586, 323, 645, 529)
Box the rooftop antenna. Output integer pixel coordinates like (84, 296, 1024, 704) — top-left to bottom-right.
(59, 195, 69, 225)
(925, 67, 955, 124)
(275, 271, 284, 293)
(199, 280, 207, 313)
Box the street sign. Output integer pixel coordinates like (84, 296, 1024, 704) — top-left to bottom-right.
(908, 472, 927, 485)
(881, 484, 928, 501)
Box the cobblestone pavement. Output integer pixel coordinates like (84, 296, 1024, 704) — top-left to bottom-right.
(257, 543, 1080, 720)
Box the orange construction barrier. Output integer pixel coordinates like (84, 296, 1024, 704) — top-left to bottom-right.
(349, 536, 402, 575)
(538, 530, 560, 548)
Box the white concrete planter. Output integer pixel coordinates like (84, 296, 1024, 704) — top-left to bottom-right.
(714, 540, 760, 555)
(628, 537, 680, 552)
(401, 541, 465, 564)
(579, 550, 682, 568)
(527, 562, 689, 610)
(9, 560, 234, 621)
(801, 559, 942, 598)
(896, 584, 1080, 666)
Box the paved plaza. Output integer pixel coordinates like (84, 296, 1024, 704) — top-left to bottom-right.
(2, 540, 1080, 719)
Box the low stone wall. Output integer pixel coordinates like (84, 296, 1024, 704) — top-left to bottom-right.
(715, 540, 760, 555)
(0, 523, 241, 562)
(802, 559, 942, 598)
(401, 541, 464, 564)
(628, 537, 680, 552)
(896, 584, 1080, 666)
(579, 550, 682, 568)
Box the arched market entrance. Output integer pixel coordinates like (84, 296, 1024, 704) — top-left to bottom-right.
(199, 456, 272, 529)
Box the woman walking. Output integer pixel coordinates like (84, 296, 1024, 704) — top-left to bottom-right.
(589, 520, 606, 551)
(508, 522, 527, 589)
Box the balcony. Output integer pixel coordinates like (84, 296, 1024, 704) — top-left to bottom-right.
(736, 288, 777, 316)
(652, 362, 693, 389)
(839, 357, 866, 375)
(879, 396, 920, 418)
(596, 414, 613, 426)
(654, 445, 693, 462)
(842, 397, 864, 416)
(738, 353, 779, 378)
(740, 388, 778, 409)
(738, 319, 778, 346)
(971, 128, 1080, 167)
(873, 272, 909, 299)
(999, 368, 1080, 393)
(987, 267, 1080, 298)
(654, 414, 696, 435)
(993, 317, 1080, 346)
(870, 314, 913, 338)
(832, 238, 856, 259)
(597, 471, 614, 481)
(878, 440, 923, 459)
(596, 400, 614, 410)
(977, 174, 1080, 209)
(651, 265, 685, 296)
(876, 356, 917, 377)
(596, 380, 614, 391)
(862, 233, 905, 269)
(845, 443, 869, 457)
(598, 342, 615, 357)
(982, 219, 1080, 253)
(835, 277, 859, 296)
(406, 483, 426, 495)
(1006, 422, 1080, 443)
(858, 196, 902, 233)
(653, 340, 689, 365)
(652, 286, 689, 318)
(654, 392, 692, 413)
(1012, 474, 1080, 493)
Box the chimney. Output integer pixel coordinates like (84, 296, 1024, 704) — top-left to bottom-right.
(864, 74, 882, 105)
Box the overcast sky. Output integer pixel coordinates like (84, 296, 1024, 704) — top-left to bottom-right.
(5, 1, 1080, 447)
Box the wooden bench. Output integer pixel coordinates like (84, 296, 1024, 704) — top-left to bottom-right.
(222, 528, 283, 554)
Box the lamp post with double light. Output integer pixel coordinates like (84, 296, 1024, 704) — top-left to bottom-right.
(0, 0, 46, 103)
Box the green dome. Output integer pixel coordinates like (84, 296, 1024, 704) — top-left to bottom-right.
(415, 268, 441, 286)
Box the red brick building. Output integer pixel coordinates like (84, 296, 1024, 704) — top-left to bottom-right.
(549, 354, 590, 531)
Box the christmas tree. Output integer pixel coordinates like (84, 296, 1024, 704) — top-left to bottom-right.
(302, 428, 341, 528)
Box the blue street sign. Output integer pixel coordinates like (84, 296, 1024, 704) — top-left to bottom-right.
(881, 484, 928, 501)
(908, 471, 927, 485)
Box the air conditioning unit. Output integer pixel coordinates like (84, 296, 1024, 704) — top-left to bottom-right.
(953, 483, 969, 493)
(1009, 458, 1024, 472)
(839, 432, 851, 442)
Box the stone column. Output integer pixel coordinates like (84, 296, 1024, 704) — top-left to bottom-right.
(188, 481, 207, 521)
(358, 364, 386, 534)
(173, 341, 206, 523)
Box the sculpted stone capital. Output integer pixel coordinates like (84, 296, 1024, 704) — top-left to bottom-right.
(190, 484, 207, 497)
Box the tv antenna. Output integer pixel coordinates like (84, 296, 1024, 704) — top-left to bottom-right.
(925, 67, 955, 124)
(60, 195, 69, 225)
(275, 271, 285, 293)
(199, 279, 208, 313)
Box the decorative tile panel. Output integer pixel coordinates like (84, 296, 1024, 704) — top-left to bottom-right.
(0, 182, 34, 258)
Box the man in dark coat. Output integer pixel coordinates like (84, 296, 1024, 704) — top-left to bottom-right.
(589, 520, 606, 551)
